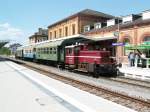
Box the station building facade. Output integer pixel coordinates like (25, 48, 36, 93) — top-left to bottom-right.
(47, 9, 114, 40)
(84, 10, 150, 63)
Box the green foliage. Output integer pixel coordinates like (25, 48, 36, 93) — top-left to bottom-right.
(0, 47, 11, 55)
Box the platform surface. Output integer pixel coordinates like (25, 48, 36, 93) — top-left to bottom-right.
(1, 60, 137, 112)
(119, 63, 150, 80)
(0, 61, 80, 112)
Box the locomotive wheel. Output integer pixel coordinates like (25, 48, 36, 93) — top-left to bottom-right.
(93, 70, 99, 78)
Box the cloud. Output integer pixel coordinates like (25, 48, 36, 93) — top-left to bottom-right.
(0, 23, 24, 44)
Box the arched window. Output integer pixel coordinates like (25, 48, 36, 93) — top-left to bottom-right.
(123, 38, 130, 56)
(143, 36, 150, 58)
(123, 38, 130, 44)
(143, 36, 150, 42)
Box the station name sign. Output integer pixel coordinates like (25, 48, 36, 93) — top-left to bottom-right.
(112, 42, 125, 46)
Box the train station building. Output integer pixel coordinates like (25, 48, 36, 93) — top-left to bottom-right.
(83, 10, 150, 63)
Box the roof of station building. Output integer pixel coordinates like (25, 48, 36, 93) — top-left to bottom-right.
(83, 18, 150, 35)
(48, 9, 115, 28)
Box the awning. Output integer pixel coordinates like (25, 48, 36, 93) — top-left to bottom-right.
(125, 42, 150, 50)
(125, 44, 137, 50)
(88, 36, 117, 41)
(136, 45, 150, 50)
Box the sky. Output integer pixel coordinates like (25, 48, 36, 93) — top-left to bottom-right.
(0, 0, 150, 45)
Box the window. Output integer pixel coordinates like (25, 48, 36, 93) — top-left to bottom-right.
(123, 38, 131, 56)
(54, 31, 57, 38)
(49, 32, 52, 39)
(38, 48, 40, 54)
(41, 48, 43, 54)
(47, 48, 49, 54)
(94, 23, 101, 29)
(84, 25, 90, 32)
(53, 48, 57, 54)
(143, 36, 150, 57)
(143, 36, 150, 42)
(65, 27, 68, 36)
(72, 24, 76, 35)
(68, 48, 72, 54)
(59, 29, 62, 37)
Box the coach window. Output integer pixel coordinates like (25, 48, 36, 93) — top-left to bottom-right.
(38, 48, 39, 53)
(41, 48, 42, 54)
(38, 48, 41, 54)
(47, 48, 49, 54)
(53, 48, 56, 54)
(44, 48, 47, 54)
(50, 48, 52, 54)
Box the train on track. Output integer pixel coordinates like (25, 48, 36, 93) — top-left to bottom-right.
(16, 36, 120, 77)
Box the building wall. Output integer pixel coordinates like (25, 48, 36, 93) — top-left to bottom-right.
(48, 15, 108, 40)
(29, 28, 48, 44)
(29, 37, 36, 44)
(118, 25, 150, 62)
(48, 17, 79, 40)
(84, 24, 150, 63)
(78, 15, 106, 33)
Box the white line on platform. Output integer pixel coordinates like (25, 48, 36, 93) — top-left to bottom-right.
(6, 61, 96, 112)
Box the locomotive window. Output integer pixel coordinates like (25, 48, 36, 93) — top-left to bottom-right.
(68, 48, 72, 54)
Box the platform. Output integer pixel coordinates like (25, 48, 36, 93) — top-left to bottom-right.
(0, 61, 81, 112)
(119, 63, 150, 80)
(0, 60, 137, 112)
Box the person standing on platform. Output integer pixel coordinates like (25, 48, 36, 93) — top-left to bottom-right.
(128, 52, 135, 67)
(141, 53, 146, 68)
(135, 53, 140, 67)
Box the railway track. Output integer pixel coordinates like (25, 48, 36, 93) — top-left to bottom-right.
(95, 76, 150, 90)
(110, 76, 150, 89)
(2, 57, 150, 112)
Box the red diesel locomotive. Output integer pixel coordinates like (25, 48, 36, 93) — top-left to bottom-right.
(65, 44, 118, 77)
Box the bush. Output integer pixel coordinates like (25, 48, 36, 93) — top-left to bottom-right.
(0, 47, 11, 55)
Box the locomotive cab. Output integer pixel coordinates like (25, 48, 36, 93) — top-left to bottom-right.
(65, 44, 80, 69)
